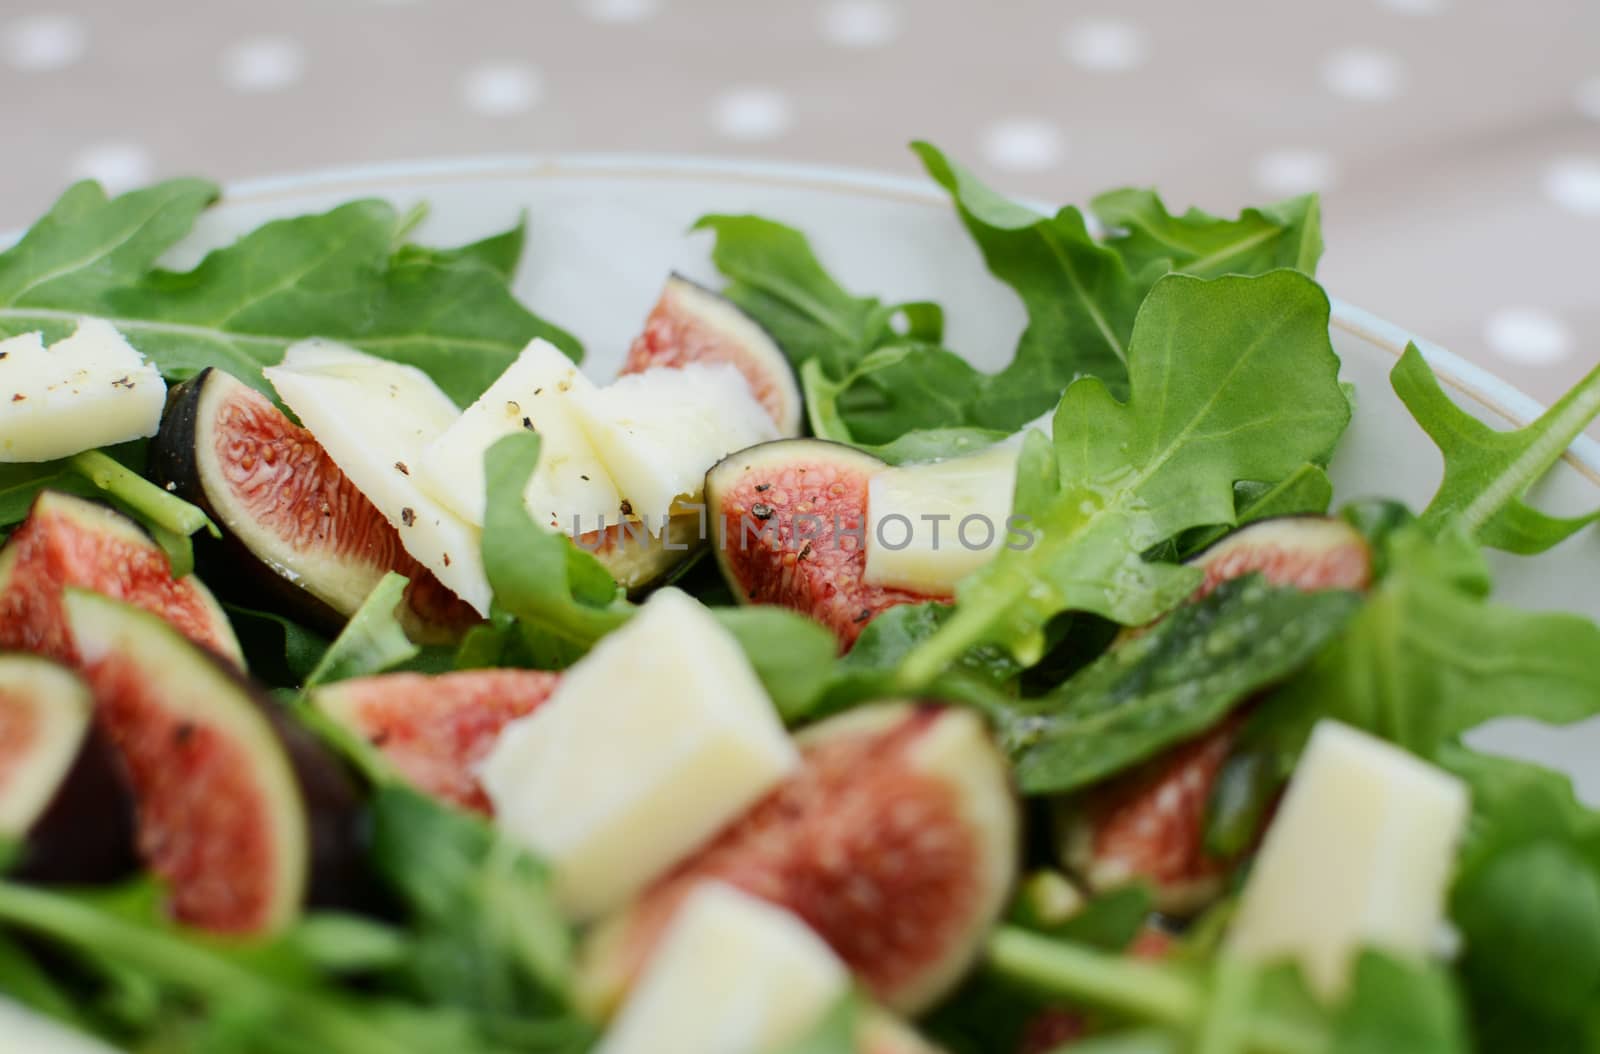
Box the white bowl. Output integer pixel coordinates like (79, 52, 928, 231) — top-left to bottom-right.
(151, 155, 1600, 800)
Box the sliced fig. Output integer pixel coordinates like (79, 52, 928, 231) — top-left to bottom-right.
(0, 654, 138, 884)
(313, 668, 560, 814)
(0, 491, 242, 667)
(621, 273, 803, 437)
(1063, 515, 1373, 913)
(63, 589, 364, 934)
(1190, 516, 1372, 599)
(148, 368, 480, 643)
(705, 440, 933, 651)
(1058, 713, 1246, 916)
(583, 509, 706, 596)
(579, 702, 1020, 1017)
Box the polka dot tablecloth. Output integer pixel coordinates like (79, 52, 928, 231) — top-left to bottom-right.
(3, 0, 1597, 411)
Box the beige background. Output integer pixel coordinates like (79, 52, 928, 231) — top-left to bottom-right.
(3, 0, 1597, 411)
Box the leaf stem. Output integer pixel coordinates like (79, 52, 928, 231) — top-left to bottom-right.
(987, 928, 1327, 1054)
(69, 450, 215, 539)
(1458, 358, 1600, 535)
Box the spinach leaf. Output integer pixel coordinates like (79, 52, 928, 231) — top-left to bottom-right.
(914, 141, 1158, 425)
(995, 576, 1361, 795)
(301, 572, 419, 690)
(1090, 188, 1323, 279)
(0, 180, 580, 408)
(897, 270, 1350, 685)
(1395, 344, 1600, 553)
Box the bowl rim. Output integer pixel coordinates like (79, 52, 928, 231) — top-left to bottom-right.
(23, 152, 1600, 486)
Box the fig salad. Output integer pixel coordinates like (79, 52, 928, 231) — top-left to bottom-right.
(0, 141, 1598, 1054)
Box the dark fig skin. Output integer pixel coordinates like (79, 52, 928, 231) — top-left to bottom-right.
(194, 645, 372, 913)
(149, 369, 353, 635)
(12, 722, 140, 886)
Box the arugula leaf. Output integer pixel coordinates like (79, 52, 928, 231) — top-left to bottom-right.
(1177, 464, 1335, 559)
(995, 576, 1361, 795)
(1439, 748, 1600, 1049)
(691, 214, 935, 379)
(801, 344, 985, 445)
(393, 215, 527, 282)
(914, 142, 1158, 426)
(1278, 523, 1600, 758)
(480, 432, 632, 666)
(863, 425, 1014, 465)
(1090, 188, 1323, 279)
(0, 180, 580, 408)
(301, 572, 419, 690)
(0, 880, 427, 1054)
(897, 270, 1350, 685)
(1394, 344, 1600, 554)
(367, 786, 581, 1028)
(712, 606, 839, 722)
(224, 604, 332, 686)
(1328, 952, 1469, 1054)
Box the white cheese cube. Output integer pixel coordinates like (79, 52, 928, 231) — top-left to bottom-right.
(0, 320, 166, 463)
(594, 882, 848, 1054)
(417, 339, 624, 532)
(1226, 720, 1470, 1000)
(572, 363, 778, 533)
(263, 339, 490, 614)
(480, 588, 798, 921)
(864, 442, 1021, 596)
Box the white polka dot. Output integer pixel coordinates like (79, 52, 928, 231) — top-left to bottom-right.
(3, 13, 86, 72)
(1322, 48, 1405, 102)
(220, 36, 306, 93)
(1485, 308, 1572, 367)
(820, 1, 899, 48)
(1543, 158, 1600, 216)
(69, 143, 153, 194)
(981, 118, 1066, 173)
(1253, 149, 1340, 196)
(1577, 78, 1600, 122)
(460, 62, 542, 116)
(578, 0, 661, 23)
(710, 87, 793, 143)
(1377, 0, 1450, 14)
(1062, 18, 1147, 72)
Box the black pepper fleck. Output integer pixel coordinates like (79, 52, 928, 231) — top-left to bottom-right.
(400, 507, 416, 527)
(751, 502, 774, 520)
(619, 499, 633, 516)
(443, 553, 452, 567)
(755, 483, 771, 492)
(111, 375, 134, 389)
(10, 394, 24, 402)
(580, 474, 590, 481)
(799, 542, 813, 561)
(854, 609, 872, 623)
(395, 461, 410, 475)
(522, 417, 534, 430)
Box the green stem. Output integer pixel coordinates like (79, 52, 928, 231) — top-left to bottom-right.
(987, 928, 1327, 1054)
(1194, 955, 1258, 1054)
(69, 450, 215, 539)
(0, 882, 415, 1054)
(1457, 359, 1600, 535)
(989, 927, 1200, 1027)
(896, 586, 1012, 689)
